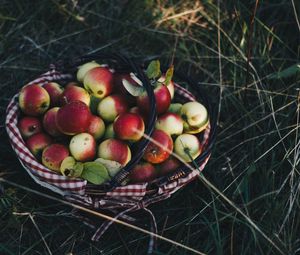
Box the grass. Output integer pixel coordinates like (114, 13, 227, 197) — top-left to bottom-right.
(1, 0, 300, 254)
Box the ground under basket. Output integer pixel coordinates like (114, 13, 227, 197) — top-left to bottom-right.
(5, 53, 216, 248)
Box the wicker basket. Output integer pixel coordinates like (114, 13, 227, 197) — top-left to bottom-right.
(5, 52, 216, 248)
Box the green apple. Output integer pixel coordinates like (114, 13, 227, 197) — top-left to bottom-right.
(180, 101, 208, 133)
(168, 103, 182, 114)
(174, 134, 201, 162)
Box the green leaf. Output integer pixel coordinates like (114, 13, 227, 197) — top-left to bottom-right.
(95, 158, 122, 177)
(73, 163, 84, 177)
(81, 162, 110, 185)
(146, 60, 161, 79)
(268, 64, 300, 79)
(122, 78, 145, 96)
(164, 65, 174, 86)
(168, 103, 182, 114)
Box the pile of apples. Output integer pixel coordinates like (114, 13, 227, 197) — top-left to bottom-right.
(17, 60, 209, 185)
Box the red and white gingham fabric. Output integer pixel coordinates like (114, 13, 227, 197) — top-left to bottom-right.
(6, 69, 211, 199)
(5, 68, 212, 250)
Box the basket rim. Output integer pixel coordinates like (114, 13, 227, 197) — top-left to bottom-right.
(5, 53, 217, 198)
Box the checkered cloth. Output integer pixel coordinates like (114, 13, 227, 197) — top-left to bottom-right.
(5, 67, 212, 253)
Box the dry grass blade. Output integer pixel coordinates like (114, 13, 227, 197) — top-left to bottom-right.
(291, 0, 300, 32)
(141, 132, 285, 254)
(13, 212, 53, 255)
(217, 0, 223, 125)
(0, 179, 207, 255)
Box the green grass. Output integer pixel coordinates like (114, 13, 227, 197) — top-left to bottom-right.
(1, 0, 300, 254)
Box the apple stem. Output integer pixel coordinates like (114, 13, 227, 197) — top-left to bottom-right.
(183, 147, 191, 155)
(41, 102, 49, 109)
(62, 96, 68, 105)
(64, 169, 71, 176)
(150, 79, 157, 87)
(29, 125, 37, 132)
(181, 114, 187, 122)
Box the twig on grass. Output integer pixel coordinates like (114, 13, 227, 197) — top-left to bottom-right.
(141, 131, 285, 254)
(1, 179, 207, 255)
(217, 0, 223, 126)
(13, 212, 53, 255)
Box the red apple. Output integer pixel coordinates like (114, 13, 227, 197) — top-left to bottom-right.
(83, 67, 114, 98)
(43, 82, 63, 107)
(97, 94, 128, 122)
(143, 129, 173, 164)
(113, 113, 145, 142)
(158, 76, 175, 99)
(87, 115, 105, 140)
(19, 84, 50, 116)
(56, 101, 91, 135)
(18, 116, 42, 139)
(158, 157, 182, 176)
(98, 139, 131, 166)
(69, 133, 96, 162)
(137, 83, 171, 116)
(77, 61, 101, 82)
(155, 112, 183, 137)
(42, 144, 69, 171)
(129, 162, 157, 183)
(60, 85, 90, 106)
(26, 132, 53, 158)
(43, 107, 62, 137)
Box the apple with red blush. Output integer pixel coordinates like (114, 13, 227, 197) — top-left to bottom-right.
(137, 83, 171, 116)
(143, 129, 173, 164)
(155, 112, 183, 137)
(26, 133, 53, 158)
(56, 101, 91, 135)
(42, 144, 69, 171)
(129, 162, 157, 183)
(158, 157, 182, 176)
(69, 133, 96, 162)
(98, 138, 131, 166)
(18, 116, 42, 139)
(113, 113, 145, 142)
(87, 115, 105, 140)
(43, 107, 62, 137)
(158, 76, 175, 99)
(43, 82, 63, 107)
(83, 66, 114, 98)
(19, 84, 50, 116)
(77, 61, 101, 82)
(60, 85, 90, 106)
